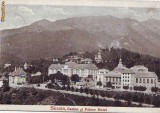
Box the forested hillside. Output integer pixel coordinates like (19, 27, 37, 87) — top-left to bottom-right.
(81, 48, 160, 79)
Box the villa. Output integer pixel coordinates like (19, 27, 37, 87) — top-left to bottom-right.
(9, 67, 27, 86)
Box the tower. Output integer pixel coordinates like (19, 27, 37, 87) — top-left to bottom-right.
(117, 55, 124, 67)
(24, 63, 28, 70)
(95, 50, 103, 63)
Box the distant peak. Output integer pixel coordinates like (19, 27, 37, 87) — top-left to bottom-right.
(37, 19, 51, 22)
(32, 19, 52, 26)
(39, 19, 51, 22)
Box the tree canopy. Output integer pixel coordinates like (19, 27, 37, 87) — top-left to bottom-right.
(71, 74, 80, 83)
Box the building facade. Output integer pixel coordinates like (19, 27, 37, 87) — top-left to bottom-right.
(9, 67, 27, 86)
(97, 58, 159, 90)
(0, 76, 8, 87)
(48, 61, 99, 79)
(97, 69, 109, 88)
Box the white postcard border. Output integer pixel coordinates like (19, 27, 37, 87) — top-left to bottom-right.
(0, 0, 160, 112)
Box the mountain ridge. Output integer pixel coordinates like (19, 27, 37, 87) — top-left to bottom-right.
(1, 15, 160, 64)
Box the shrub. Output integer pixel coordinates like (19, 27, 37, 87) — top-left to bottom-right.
(2, 93, 11, 104)
(75, 88, 79, 92)
(80, 87, 84, 94)
(151, 87, 158, 94)
(66, 85, 70, 91)
(84, 87, 89, 95)
(123, 86, 129, 90)
(100, 91, 105, 99)
(124, 93, 133, 102)
(114, 100, 122, 106)
(61, 85, 66, 90)
(71, 86, 75, 92)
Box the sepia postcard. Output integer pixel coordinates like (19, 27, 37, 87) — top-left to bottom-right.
(0, 0, 160, 112)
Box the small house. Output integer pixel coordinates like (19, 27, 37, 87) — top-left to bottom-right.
(0, 76, 8, 87)
(9, 67, 27, 86)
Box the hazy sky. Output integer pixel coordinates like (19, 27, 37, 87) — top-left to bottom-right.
(1, 4, 160, 30)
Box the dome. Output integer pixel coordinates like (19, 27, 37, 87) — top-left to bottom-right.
(113, 58, 128, 72)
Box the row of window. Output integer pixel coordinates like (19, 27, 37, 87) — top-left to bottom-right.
(122, 76, 130, 78)
(136, 78, 156, 84)
(106, 77, 121, 82)
(122, 73, 131, 75)
(51, 69, 97, 75)
(123, 80, 130, 82)
(123, 83, 129, 86)
(112, 83, 121, 85)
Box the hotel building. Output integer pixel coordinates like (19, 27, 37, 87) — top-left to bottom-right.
(97, 58, 158, 90)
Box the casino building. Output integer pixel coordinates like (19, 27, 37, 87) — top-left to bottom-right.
(48, 61, 98, 78)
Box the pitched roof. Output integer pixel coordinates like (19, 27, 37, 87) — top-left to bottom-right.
(81, 58, 92, 62)
(113, 66, 128, 72)
(130, 65, 148, 72)
(31, 71, 42, 76)
(121, 69, 135, 74)
(49, 62, 98, 70)
(9, 68, 26, 76)
(0, 76, 8, 81)
(49, 64, 64, 70)
(36, 71, 42, 76)
(134, 72, 158, 78)
(105, 71, 121, 77)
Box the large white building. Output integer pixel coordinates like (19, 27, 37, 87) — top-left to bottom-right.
(48, 57, 159, 90)
(48, 61, 98, 78)
(97, 58, 159, 90)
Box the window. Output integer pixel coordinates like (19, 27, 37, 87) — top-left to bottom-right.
(116, 78, 118, 81)
(147, 79, 149, 83)
(139, 78, 142, 83)
(136, 78, 138, 83)
(143, 78, 145, 83)
(113, 77, 115, 82)
(151, 79, 153, 84)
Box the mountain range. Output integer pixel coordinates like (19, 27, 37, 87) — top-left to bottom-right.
(1, 16, 160, 64)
